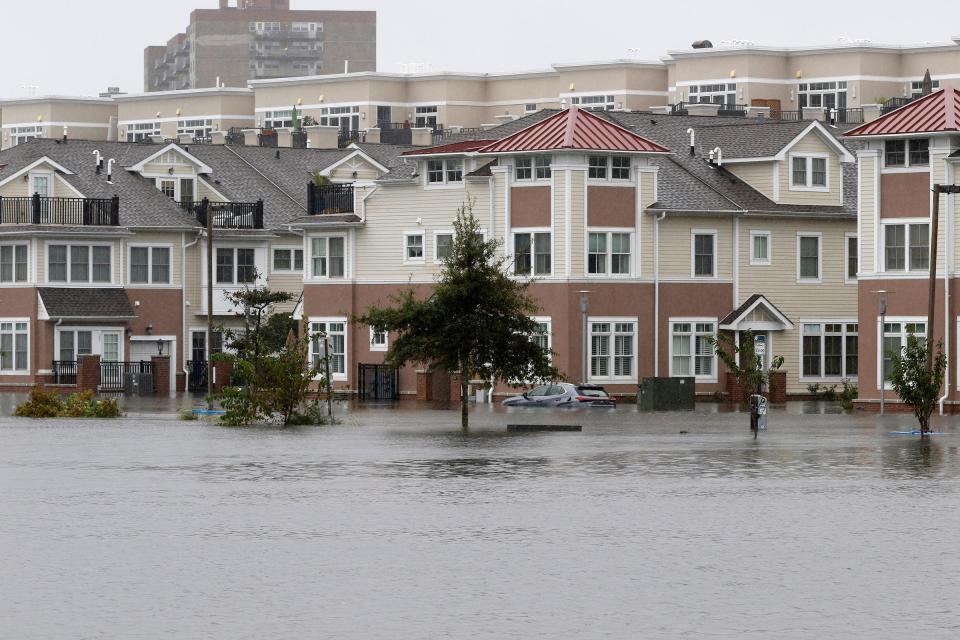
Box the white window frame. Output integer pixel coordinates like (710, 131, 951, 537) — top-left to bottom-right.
(796, 232, 822, 283)
(749, 230, 771, 266)
(587, 155, 633, 183)
(0, 243, 29, 285)
(28, 170, 54, 197)
(511, 229, 553, 277)
(433, 230, 454, 264)
(570, 95, 616, 111)
(691, 229, 718, 279)
(883, 138, 929, 170)
(0, 318, 30, 375)
(668, 318, 718, 382)
(788, 153, 830, 192)
(531, 316, 552, 362)
(513, 155, 552, 183)
(55, 327, 124, 363)
(881, 220, 929, 274)
(403, 231, 426, 265)
(309, 235, 347, 280)
(45, 242, 113, 285)
(524, 103, 538, 113)
(369, 326, 388, 352)
(214, 247, 259, 285)
(128, 244, 173, 285)
(308, 317, 348, 381)
(877, 317, 926, 390)
(588, 317, 638, 383)
(845, 233, 858, 283)
(11, 126, 42, 146)
(271, 246, 304, 273)
(423, 158, 464, 188)
(586, 229, 633, 278)
(126, 121, 161, 142)
(799, 320, 859, 382)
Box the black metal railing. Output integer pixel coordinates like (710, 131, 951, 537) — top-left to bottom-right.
(881, 96, 919, 115)
(259, 128, 279, 147)
(100, 361, 154, 393)
(358, 363, 399, 401)
(380, 124, 412, 145)
(717, 104, 747, 117)
(187, 360, 208, 392)
(337, 130, 364, 148)
(225, 127, 246, 145)
(670, 102, 690, 116)
(771, 110, 803, 121)
(52, 361, 77, 385)
(292, 130, 308, 149)
(180, 198, 265, 229)
(0, 195, 119, 226)
(308, 183, 354, 215)
(670, 102, 746, 117)
(825, 107, 864, 125)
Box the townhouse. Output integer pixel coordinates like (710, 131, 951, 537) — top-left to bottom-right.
(299, 106, 862, 399)
(0, 135, 403, 393)
(844, 88, 960, 411)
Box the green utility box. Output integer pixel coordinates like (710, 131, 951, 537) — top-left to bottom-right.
(638, 377, 695, 411)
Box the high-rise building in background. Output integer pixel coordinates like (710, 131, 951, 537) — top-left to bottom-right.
(144, 0, 376, 92)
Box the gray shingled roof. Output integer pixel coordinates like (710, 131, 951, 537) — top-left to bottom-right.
(38, 288, 136, 319)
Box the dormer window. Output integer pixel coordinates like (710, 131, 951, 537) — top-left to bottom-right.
(790, 156, 828, 190)
(29, 172, 51, 197)
(426, 159, 463, 185)
(885, 139, 928, 167)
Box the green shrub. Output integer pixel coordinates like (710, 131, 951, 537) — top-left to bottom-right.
(14, 387, 66, 418)
(285, 400, 336, 426)
(838, 380, 858, 413)
(64, 390, 96, 417)
(90, 397, 122, 418)
(13, 387, 122, 419)
(180, 410, 198, 421)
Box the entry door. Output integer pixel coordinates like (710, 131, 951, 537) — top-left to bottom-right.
(751, 98, 781, 112)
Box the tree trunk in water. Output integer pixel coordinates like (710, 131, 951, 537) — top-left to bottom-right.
(460, 378, 469, 429)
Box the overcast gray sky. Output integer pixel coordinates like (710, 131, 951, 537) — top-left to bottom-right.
(1, 0, 957, 97)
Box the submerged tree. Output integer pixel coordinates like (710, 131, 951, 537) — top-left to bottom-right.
(888, 336, 946, 436)
(710, 330, 784, 437)
(355, 203, 557, 428)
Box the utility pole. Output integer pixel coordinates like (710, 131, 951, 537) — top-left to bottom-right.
(578, 291, 590, 382)
(876, 291, 887, 416)
(927, 184, 960, 373)
(205, 198, 214, 411)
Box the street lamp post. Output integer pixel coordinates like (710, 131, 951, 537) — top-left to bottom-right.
(579, 291, 590, 383)
(876, 290, 887, 416)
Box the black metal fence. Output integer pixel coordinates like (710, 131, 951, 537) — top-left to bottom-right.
(380, 123, 413, 145)
(187, 360, 208, 392)
(225, 127, 246, 145)
(826, 108, 864, 125)
(881, 96, 918, 115)
(308, 183, 354, 215)
(337, 130, 364, 148)
(0, 195, 119, 226)
(52, 361, 77, 385)
(358, 364, 399, 401)
(100, 361, 154, 393)
(292, 131, 308, 148)
(771, 110, 803, 121)
(717, 104, 747, 117)
(180, 198, 264, 229)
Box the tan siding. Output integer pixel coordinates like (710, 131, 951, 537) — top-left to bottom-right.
(779, 132, 844, 206)
(859, 155, 877, 275)
(552, 171, 566, 275)
(124, 232, 183, 285)
(727, 161, 775, 200)
(658, 216, 733, 280)
(569, 170, 585, 278)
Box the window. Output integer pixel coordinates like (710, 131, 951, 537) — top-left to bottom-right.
(11, 126, 42, 146)
(515, 157, 532, 181)
(272, 248, 304, 272)
(236, 248, 256, 284)
(309, 319, 347, 378)
(215, 248, 258, 284)
(588, 156, 632, 181)
(0, 245, 28, 283)
(692, 232, 715, 278)
(405, 233, 425, 263)
(750, 231, 770, 266)
(590, 320, 636, 380)
(688, 83, 737, 105)
(882, 321, 925, 384)
(797, 234, 820, 281)
(263, 110, 293, 129)
(512, 232, 551, 276)
(587, 232, 631, 276)
(884, 223, 928, 272)
(670, 321, 716, 379)
(369, 327, 388, 352)
(611, 156, 631, 181)
(588, 156, 607, 180)
(434, 232, 453, 263)
(846, 235, 858, 281)
(414, 105, 438, 128)
(790, 156, 828, 189)
(910, 79, 940, 98)
(0, 320, 28, 373)
(515, 156, 551, 181)
(216, 248, 234, 284)
(425, 159, 462, 185)
(311, 237, 345, 278)
(129, 246, 170, 284)
(525, 103, 537, 113)
(29, 172, 51, 197)
(191, 330, 223, 364)
(570, 95, 616, 111)
(177, 119, 213, 139)
(796, 81, 846, 110)
(58, 330, 92, 362)
(885, 139, 928, 168)
(126, 121, 160, 142)
(802, 322, 858, 379)
(530, 318, 551, 357)
(48, 244, 111, 284)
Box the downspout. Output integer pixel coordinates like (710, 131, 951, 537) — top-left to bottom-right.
(182, 231, 201, 387)
(360, 183, 379, 223)
(940, 177, 953, 414)
(654, 211, 667, 377)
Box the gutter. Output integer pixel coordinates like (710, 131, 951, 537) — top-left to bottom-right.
(941, 172, 954, 414)
(182, 231, 201, 388)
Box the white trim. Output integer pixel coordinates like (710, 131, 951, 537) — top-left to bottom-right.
(402, 231, 426, 265)
(585, 228, 634, 278)
(876, 316, 927, 390)
(307, 234, 348, 280)
(719, 295, 794, 331)
(369, 326, 388, 352)
(798, 319, 859, 382)
(307, 316, 348, 381)
(796, 232, 822, 283)
(0, 318, 30, 375)
(319, 148, 390, 176)
(878, 219, 930, 274)
(510, 228, 554, 277)
(844, 232, 858, 283)
(432, 229, 454, 264)
(117, 114, 255, 126)
(690, 228, 718, 279)
(54, 326, 126, 363)
(667, 317, 719, 382)
(788, 153, 831, 192)
(44, 240, 115, 285)
(0, 157, 76, 190)
(270, 245, 304, 274)
(587, 316, 639, 383)
(749, 230, 772, 266)
(125, 143, 213, 174)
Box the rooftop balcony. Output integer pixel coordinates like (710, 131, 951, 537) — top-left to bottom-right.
(307, 183, 354, 215)
(0, 195, 120, 226)
(179, 199, 264, 230)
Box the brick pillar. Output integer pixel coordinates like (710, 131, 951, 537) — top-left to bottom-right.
(151, 356, 170, 394)
(416, 370, 434, 401)
(212, 360, 234, 393)
(726, 375, 746, 403)
(77, 355, 101, 393)
(451, 373, 463, 404)
(768, 371, 787, 404)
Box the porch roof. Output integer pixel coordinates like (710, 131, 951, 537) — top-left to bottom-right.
(38, 288, 136, 320)
(719, 294, 794, 331)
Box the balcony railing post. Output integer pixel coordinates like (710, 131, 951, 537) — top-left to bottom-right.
(111, 195, 120, 226)
(82, 198, 90, 226)
(32, 192, 41, 225)
(307, 182, 316, 214)
(255, 199, 264, 229)
(201, 197, 210, 228)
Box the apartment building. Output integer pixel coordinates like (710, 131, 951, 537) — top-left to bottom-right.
(298, 107, 861, 399)
(114, 88, 256, 142)
(844, 88, 960, 411)
(0, 96, 118, 150)
(0, 135, 402, 393)
(144, 0, 376, 92)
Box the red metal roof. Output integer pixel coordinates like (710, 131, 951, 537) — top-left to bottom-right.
(401, 140, 496, 156)
(477, 107, 670, 154)
(846, 88, 960, 137)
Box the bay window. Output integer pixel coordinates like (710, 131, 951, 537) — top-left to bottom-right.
(311, 237, 345, 278)
(48, 244, 111, 284)
(670, 320, 716, 379)
(802, 322, 858, 379)
(513, 232, 551, 276)
(590, 319, 636, 380)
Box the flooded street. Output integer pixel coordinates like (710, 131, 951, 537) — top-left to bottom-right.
(2, 402, 959, 639)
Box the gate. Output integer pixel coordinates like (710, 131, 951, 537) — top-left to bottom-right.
(357, 364, 399, 401)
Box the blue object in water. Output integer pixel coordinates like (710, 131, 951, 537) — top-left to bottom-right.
(192, 409, 226, 416)
(889, 431, 948, 436)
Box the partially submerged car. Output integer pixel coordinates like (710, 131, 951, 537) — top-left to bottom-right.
(502, 383, 617, 408)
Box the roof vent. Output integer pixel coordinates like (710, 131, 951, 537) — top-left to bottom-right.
(692, 40, 713, 49)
